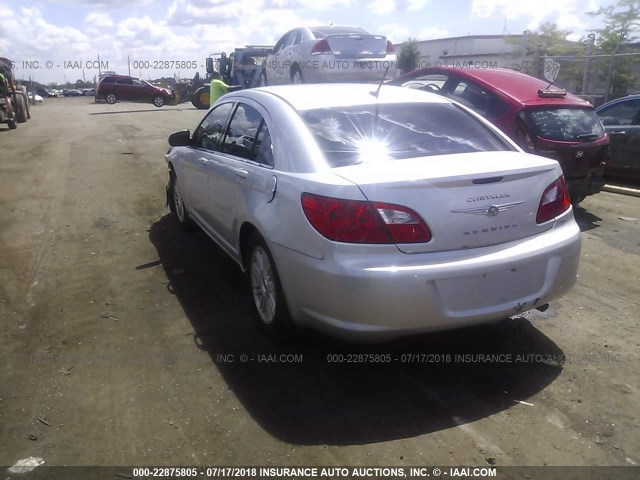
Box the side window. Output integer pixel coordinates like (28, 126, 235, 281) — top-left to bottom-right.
(255, 123, 274, 167)
(273, 33, 289, 54)
(101, 77, 115, 84)
(132, 79, 145, 87)
(401, 73, 448, 94)
(599, 100, 640, 126)
(447, 80, 507, 119)
(115, 77, 133, 85)
(194, 102, 234, 151)
(221, 104, 264, 161)
(284, 31, 298, 48)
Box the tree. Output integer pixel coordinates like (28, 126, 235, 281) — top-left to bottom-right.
(397, 39, 421, 74)
(589, 0, 640, 99)
(506, 23, 583, 90)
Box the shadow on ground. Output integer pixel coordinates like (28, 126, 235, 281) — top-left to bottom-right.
(573, 205, 602, 232)
(89, 105, 198, 116)
(149, 215, 565, 446)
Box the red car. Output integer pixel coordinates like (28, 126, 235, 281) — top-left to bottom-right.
(96, 74, 174, 108)
(389, 67, 610, 203)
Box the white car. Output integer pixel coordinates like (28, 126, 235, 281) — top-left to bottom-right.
(261, 26, 398, 86)
(165, 84, 581, 341)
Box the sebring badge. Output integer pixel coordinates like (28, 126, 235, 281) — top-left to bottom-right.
(452, 201, 523, 217)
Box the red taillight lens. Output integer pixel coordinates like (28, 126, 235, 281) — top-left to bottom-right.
(301, 193, 431, 244)
(311, 39, 332, 55)
(536, 176, 571, 224)
(386, 40, 395, 54)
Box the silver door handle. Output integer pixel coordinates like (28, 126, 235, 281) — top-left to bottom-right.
(234, 168, 248, 178)
(610, 131, 626, 135)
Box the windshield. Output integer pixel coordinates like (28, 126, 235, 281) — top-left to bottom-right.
(299, 103, 515, 167)
(523, 108, 605, 142)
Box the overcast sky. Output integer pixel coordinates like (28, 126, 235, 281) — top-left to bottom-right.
(0, 0, 616, 84)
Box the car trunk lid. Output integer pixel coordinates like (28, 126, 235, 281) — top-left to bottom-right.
(325, 34, 389, 58)
(332, 151, 562, 253)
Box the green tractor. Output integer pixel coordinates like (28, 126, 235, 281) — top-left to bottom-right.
(0, 57, 30, 130)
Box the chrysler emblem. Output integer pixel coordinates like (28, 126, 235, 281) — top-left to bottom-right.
(576, 151, 584, 159)
(452, 201, 523, 216)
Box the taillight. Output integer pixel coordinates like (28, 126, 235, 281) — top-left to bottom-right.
(386, 40, 395, 54)
(536, 176, 571, 224)
(311, 39, 332, 55)
(301, 193, 431, 244)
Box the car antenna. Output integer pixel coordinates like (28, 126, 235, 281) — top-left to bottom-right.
(370, 65, 390, 98)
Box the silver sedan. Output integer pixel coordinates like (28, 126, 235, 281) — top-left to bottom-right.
(261, 26, 398, 85)
(165, 84, 581, 341)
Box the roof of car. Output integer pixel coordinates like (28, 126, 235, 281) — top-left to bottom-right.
(595, 94, 640, 111)
(401, 67, 592, 107)
(233, 83, 451, 111)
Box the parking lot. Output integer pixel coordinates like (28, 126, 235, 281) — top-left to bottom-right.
(0, 97, 639, 467)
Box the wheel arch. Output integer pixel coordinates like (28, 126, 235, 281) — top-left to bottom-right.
(290, 62, 302, 81)
(239, 222, 262, 271)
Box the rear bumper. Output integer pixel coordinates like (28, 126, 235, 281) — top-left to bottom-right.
(272, 213, 581, 341)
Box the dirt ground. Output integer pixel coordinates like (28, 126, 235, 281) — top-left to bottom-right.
(0, 97, 639, 471)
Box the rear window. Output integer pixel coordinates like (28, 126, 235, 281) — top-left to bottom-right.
(312, 27, 369, 38)
(523, 108, 605, 142)
(299, 103, 514, 167)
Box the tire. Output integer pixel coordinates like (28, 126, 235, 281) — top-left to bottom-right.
(7, 119, 17, 129)
(291, 67, 304, 84)
(259, 71, 268, 87)
(105, 93, 117, 104)
(168, 171, 195, 231)
(153, 95, 164, 108)
(247, 233, 293, 338)
(16, 95, 27, 123)
(191, 87, 210, 109)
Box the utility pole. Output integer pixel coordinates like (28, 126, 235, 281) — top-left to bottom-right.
(582, 33, 595, 95)
(521, 30, 530, 72)
(605, 43, 621, 103)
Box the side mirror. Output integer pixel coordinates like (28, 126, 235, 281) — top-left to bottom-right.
(168, 130, 191, 147)
(206, 58, 214, 75)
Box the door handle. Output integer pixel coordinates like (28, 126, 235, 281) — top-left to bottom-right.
(234, 168, 248, 178)
(609, 131, 626, 135)
(198, 157, 207, 164)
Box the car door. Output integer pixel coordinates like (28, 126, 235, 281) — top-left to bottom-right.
(183, 102, 235, 228)
(206, 101, 270, 253)
(131, 78, 151, 102)
(265, 32, 291, 85)
(114, 77, 134, 100)
(281, 29, 304, 82)
(267, 30, 296, 85)
(598, 98, 640, 175)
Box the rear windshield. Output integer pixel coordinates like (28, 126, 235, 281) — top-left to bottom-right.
(299, 103, 515, 167)
(312, 27, 369, 38)
(523, 108, 605, 142)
